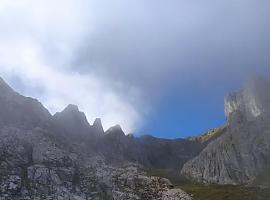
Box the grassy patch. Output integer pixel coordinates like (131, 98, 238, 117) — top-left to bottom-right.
(144, 168, 270, 200)
(253, 167, 270, 189)
(178, 183, 268, 200)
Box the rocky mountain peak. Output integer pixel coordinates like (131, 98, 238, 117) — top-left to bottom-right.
(62, 104, 79, 113)
(56, 104, 87, 120)
(107, 124, 123, 132)
(105, 124, 125, 137)
(92, 118, 104, 135)
(182, 77, 270, 185)
(93, 118, 102, 126)
(224, 77, 270, 123)
(53, 104, 91, 137)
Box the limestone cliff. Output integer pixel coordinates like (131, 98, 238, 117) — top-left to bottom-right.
(182, 78, 270, 185)
(225, 78, 270, 123)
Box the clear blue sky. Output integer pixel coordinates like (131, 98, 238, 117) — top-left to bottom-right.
(138, 80, 239, 138)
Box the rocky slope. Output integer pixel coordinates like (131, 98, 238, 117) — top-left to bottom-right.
(0, 77, 193, 199)
(0, 126, 192, 199)
(187, 126, 226, 145)
(181, 78, 270, 185)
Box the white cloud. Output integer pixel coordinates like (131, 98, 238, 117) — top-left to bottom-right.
(0, 0, 269, 134)
(0, 40, 141, 132)
(0, 0, 142, 133)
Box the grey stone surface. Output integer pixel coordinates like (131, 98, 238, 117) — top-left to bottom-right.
(224, 78, 270, 124)
(182, 78, 270, 185)
(0, 125, 192, 199)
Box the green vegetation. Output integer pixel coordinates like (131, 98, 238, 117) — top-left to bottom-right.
(179, 183, 269, 200)
(187, 126, 227, 144)
(145, 168, 270, 200)
(253, 168, 270, 189)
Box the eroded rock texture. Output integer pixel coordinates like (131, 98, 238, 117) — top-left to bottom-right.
(182, 78, 270, 185)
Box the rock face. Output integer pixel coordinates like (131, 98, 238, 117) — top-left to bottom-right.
(52, 104, 93, 139)
(181, 78, 270, 185)
(0, 77, 193, 199)
(0, 126, 192, 199)
(136, 136, 202, 170)
(98, 130, 202, 170)
(92, 118, 104, 136)
(224, 78, 270, 124)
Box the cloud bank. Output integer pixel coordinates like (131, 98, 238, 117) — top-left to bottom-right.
(0, 0, 270, 133)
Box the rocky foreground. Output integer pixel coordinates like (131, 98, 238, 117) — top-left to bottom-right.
(0, 126, 191, 200)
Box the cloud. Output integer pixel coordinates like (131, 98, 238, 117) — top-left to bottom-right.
(0, 40, 141, 132)
(0, 0, 142, 133)
(72, 0, 270, 105)
(0, 0, 270, 133)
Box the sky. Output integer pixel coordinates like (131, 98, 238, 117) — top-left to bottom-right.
(0, 0, 270, 138)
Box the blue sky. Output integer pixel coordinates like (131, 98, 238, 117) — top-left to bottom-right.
(138, 94, 226, 139)
(138, 77, 242, 138)
(1, 0, 270, 138)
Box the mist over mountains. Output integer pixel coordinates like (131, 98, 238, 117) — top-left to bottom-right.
(2, 0, 270, 136)
(0, 76, 270, 199)
(0, 77, 197, 199)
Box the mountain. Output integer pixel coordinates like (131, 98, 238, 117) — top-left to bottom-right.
(0, 77, 193, 199)
(98, 131, 202, 170)
(181, 78, 270, 185)
(0, 77, 51, 129)
(51, 103, 203, 170)
(225, 77, 270, 124)
(92, 118, 104, 135)
(53, 104, 92, 139)
(2, 75, 269, 199)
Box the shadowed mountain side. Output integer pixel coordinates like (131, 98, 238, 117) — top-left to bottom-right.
(0, 77, 51, 129)
(51, 104, 104, 140)
(0, 77, 203, 171)
(98, 132, 203, 170)
(53, 104, 92, 137)
(0, 77, 193, 199)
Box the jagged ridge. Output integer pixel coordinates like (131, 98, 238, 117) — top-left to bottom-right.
(0, 77, 194, 199)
